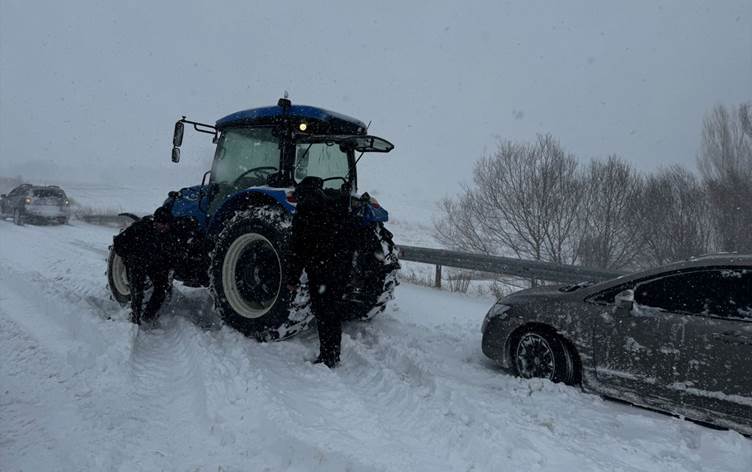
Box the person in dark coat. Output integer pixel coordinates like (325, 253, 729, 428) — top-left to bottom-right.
(286, 177, 354, 368)
(113, 206, 177, 325)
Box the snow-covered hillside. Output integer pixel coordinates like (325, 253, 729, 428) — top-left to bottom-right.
(1, 216, 749, 471)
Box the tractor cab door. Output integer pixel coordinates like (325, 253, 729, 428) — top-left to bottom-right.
(208, 127, 281, 216)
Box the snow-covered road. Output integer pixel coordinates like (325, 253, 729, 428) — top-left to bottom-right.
(1, 220, 749, 471)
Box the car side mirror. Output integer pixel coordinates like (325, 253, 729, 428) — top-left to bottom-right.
(173, 120, 184, 147)
(615, 289, 634, 311)
(171, 147, 181, 163)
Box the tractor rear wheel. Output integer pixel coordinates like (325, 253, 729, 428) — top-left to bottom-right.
(209, 207, 313, 341)
(345, 223, 400, 321)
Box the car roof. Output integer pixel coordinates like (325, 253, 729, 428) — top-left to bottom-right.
(586, 254, 752, 292)
(659, 254, 752, 269)
(30, 185, 64, 190)
(15, 184, 65, 192)
(215, 104, 367, 135)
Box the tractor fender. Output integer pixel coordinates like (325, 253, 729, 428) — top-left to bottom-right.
(207, 187, 295, 236)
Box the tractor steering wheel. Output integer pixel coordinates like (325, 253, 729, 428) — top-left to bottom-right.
(232, 166, 278, 187)
(321, 176, 348, 185)
(321, 176, 351, 193)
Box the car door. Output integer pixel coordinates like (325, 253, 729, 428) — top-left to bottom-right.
(591, 274, 686, 405)
(672, 268, 752, 423)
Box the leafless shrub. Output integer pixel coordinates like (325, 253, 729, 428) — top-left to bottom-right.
(446, 270, 472, 293)
(398, 266, 436, 288)
(697, 104, 752, 253)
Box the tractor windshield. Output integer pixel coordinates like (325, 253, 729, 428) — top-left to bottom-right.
(294, 142, 351, 190)
(211, 127, 279, 188)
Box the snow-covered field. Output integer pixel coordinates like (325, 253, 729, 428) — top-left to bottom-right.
(1, 198, 750, 471)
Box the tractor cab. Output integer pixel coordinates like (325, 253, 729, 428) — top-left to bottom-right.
(172, 98, 393, 227)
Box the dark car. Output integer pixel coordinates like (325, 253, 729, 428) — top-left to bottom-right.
(0, 184, 71, 225)
(481, 254, 752, 435)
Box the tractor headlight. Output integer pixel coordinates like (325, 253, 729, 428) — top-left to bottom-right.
(24, 197, 32, 204)
(298, 122, 308, 131)
(481, 304, 511, 333)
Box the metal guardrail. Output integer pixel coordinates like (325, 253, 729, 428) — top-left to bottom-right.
(77, 214, 133, 227)
(77, 214, 625, 285)
(397, 245, 626, 286)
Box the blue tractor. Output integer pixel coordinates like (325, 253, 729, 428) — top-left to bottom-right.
(107, 98, 400, 340)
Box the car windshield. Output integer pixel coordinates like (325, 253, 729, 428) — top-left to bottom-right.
(294, 142, 351, 190)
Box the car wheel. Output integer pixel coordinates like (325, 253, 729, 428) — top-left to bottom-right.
(13, 209, 24, 226)
(513, 329, 577, 385)
(209, 206, 313, 341)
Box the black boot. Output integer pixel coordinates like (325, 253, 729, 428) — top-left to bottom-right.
(313, 354, 340, 368)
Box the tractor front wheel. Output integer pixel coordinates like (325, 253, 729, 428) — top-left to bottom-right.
(107, 247, 131, 305)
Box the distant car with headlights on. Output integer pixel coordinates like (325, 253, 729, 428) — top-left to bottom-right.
(481, 254, 752, 435)
(0, 184, 71, 225)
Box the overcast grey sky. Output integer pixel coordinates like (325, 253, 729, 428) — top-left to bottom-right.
(1, 0, 750, 196)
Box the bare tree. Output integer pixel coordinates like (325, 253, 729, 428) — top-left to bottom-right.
(697, 104, 752, 253)
(741, 102, 752, 138)
(639, 166, 715, 266)
(576, 156, 644, 270)
(434, 134, 585, 264)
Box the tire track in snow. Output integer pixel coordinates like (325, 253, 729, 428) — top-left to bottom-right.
(115, 317, 211, 464)
(232, 337, 433, 471)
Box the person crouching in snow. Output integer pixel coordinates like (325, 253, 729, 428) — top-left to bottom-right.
(287, 176, 355, 368)
(112, 206, 176, 325)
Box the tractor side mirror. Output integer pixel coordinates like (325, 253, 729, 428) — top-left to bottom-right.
(615, 289, 634, 312)
(171, 147, 181, 163)
(173, 121, 184, 147)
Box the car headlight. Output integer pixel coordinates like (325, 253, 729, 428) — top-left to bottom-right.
(481, 304, 511, 333)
